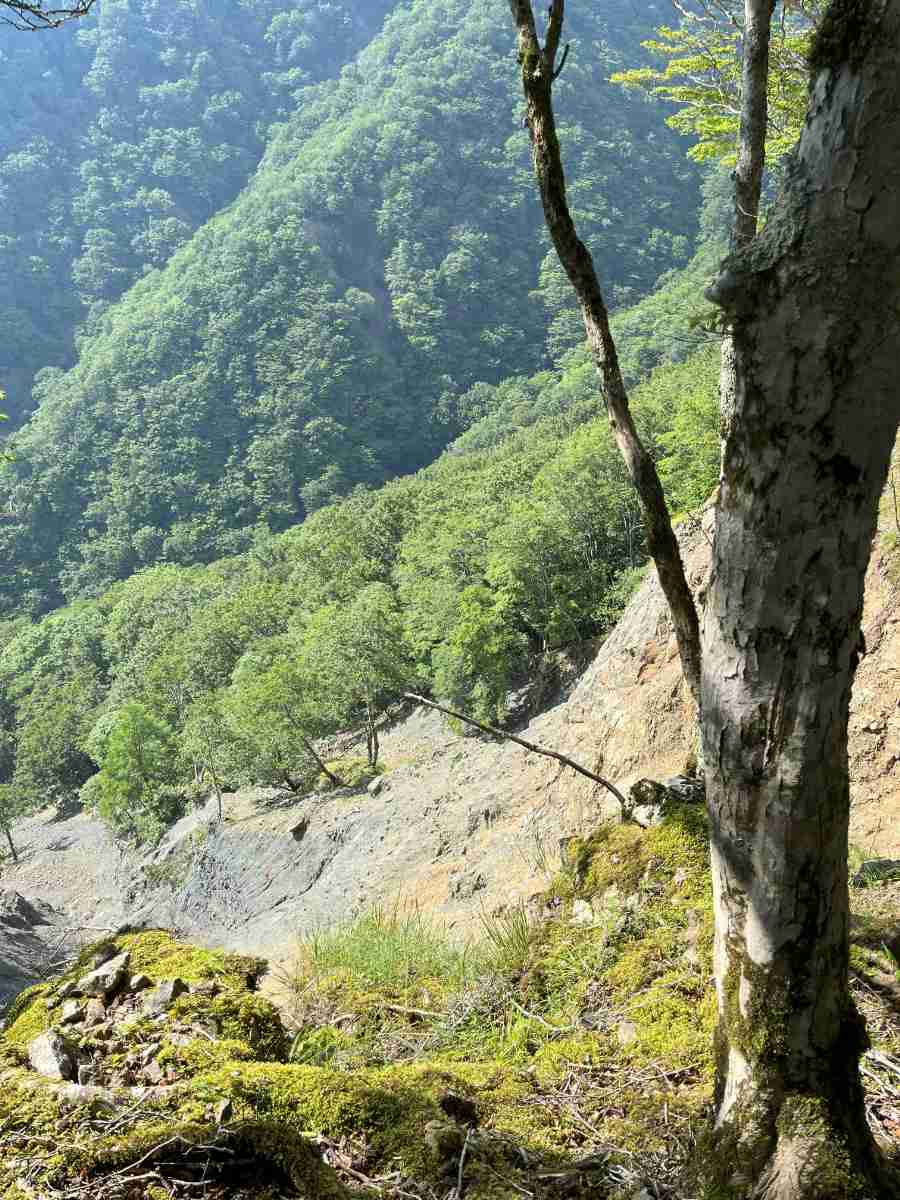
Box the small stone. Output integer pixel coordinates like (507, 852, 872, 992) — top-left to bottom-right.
(367, 775, 385, 796)
(570, 899, 595, 926)
(85, 998, 107, 1026)
(214, 1098, 234, 1125)
(142, 978, 188, 1015)
(89, 942, 118, 969)
(616, 1020, 638, 1047)
(56, 980, 79, 1002)
(28, 1031, 78, 1081)
(129, 973, 153, 992)
(673, 868, 689, 887)
(190, 979, 219, 998)
(59, 1000, 84, 1026)
(78, 951, 131, 999)
(143, 1059, 165, 1085)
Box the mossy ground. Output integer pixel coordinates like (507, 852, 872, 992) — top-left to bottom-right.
(2, 808, 898, 1199)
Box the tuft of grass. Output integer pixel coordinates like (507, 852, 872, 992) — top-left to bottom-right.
(478, 903, 534, 975)
(299, 902, 476, 991)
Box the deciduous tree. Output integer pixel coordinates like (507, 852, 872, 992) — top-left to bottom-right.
(509, 0, 900, 1193)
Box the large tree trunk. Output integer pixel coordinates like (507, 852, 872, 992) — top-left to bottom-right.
(702, 2, 900, 1192)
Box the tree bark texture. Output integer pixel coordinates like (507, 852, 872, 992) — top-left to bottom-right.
(703, 0, 900, 1192)
(508, 0, 703, 705)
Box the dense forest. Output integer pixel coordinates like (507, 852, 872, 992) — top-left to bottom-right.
(0, 0, 700, 619)
(0, 0, 730, 843)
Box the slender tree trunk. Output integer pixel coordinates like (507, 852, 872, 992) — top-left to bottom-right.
(508, 0, 702, 705)
(300, 735, 345, 789)
(702, 3, 900, 1191)
(4, 825, 18, 864)
(721, 0, 774, 433)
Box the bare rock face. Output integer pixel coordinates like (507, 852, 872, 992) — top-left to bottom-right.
(0, 891, 67, 1011)
(77, 951, 130, 999)
(28, 1030, 78, 1080)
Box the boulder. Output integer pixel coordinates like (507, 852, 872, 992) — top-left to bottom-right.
(367, 775, 385, 796)
(129, 973, 153, 992)
(142, 978, 188, 1016)
(28, 1030, 78, 1081)
(59, 1000, 84, 1026)
(77, 951, 130, 999)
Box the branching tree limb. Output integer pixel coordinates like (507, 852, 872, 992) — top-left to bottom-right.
(507, 0, 702, 704)
(0, 1, 96, 30)
(403, 693, 629, 808)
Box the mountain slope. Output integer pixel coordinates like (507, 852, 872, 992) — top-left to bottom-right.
(0, 0, 699, 615)
(0, 0, 399, 423)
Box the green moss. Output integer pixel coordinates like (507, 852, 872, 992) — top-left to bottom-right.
(170, 990, 289, 1061)
(116, 930, 266, 988)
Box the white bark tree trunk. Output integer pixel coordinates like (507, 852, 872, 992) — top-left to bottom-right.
(702, 2, 900, 1192)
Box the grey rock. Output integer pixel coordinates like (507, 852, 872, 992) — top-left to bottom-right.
(570, 899, 595, 926)
(143, 978, 188, 1015)
(367, 776, 385, 796)
(59, 1000, 84, 1026)
(28, 1030, 78, 1080)
(77, 1064, 97, 1086)
(616, 1020, 638, 1047)
(190, 979, 219, 998)
(78, 951, 130, 999)
(129, 973, 153, 992)
(627, 775, 704, 828)
(56, 980, 79, 1002)
(143, 1059, 165, 1084)
(89, 942, 118, 970)
(85, 998, 107, 1026)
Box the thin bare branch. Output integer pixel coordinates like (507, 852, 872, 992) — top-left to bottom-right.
(403, 693, 629, 807)
(0, 1, 96, 30)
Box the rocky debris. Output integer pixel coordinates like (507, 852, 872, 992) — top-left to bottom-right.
(626, 775, 704, 828)
(28, 1030, 78, 1080)
(143, 978, 188, 1015)
(77, 950, 130, 999)
(853, 859, 900, 887)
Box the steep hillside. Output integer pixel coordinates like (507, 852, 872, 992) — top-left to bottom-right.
(0, 0, 398, 423)
(3, 477, 896, 973)
(0, 0, 699, 615)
